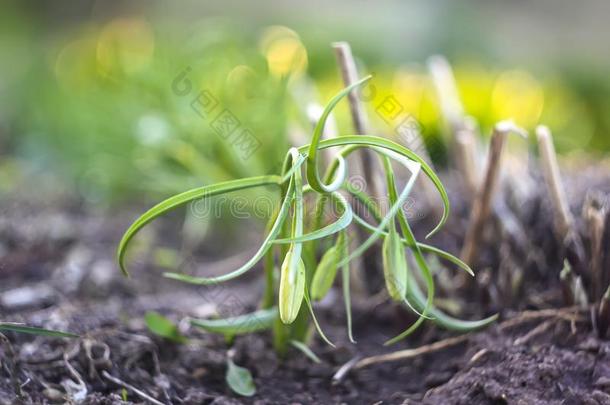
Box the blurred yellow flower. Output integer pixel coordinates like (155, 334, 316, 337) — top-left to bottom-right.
(259, 26, 307, 78)
(96, 18, 154, 76)
(54, 37, 97, 90)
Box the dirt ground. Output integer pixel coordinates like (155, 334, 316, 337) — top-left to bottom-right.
(1, 167, 610, 404)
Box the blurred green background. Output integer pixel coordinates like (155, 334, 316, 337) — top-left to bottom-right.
(1, 0, 609, 204)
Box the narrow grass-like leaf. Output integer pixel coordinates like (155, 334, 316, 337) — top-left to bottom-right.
(0, 323, 78, 338)
(405, 273, 498, 332)
(416, 243, 474, 277)
(290, 340, 321, 363)
(226, 358, 256, 397)
(144, 311, 186, 343)
(190, 308, 277, 335)
(306, 76, 371, 193)
(340, 231, 355, 343)
(303, 286, 335, 347)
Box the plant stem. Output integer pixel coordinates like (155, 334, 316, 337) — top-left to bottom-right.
(262, 207, 282, 309)
(289, 304, 311, 343)
(262, 247, 276, 309)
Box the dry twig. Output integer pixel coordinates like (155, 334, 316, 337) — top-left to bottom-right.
(512, 319, 556, 346)
(102, 370, 165, 405)
(333, 307, 585, 383)
(498, 307, 582, 331)
(332, 334, 468, 382)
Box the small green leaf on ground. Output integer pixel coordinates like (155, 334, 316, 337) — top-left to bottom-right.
(144, 311, 186, 343)
(226, 358, 256, 397)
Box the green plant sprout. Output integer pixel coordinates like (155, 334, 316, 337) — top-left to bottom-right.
(117, 76, 497, 356)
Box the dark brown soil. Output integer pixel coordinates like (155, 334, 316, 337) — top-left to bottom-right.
(1, 167, 610, 404)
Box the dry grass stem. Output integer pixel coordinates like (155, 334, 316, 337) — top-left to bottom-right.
(427, 55, 465, 133)
(427, 56, 481, 194)
(332, 42, 370, 135)
(354, 334, 469, 369)
(582, 191, 608, 301)
(332, 42, 383, 295)
(498, 307, 582, 331)
(332, 334, 469, 381)
(512, 319, 556, 345)
(461, 121, 527, 265)
(536, 125, 574, 239)
(332, 41, 384, 201)
(455, 129, 480, 194)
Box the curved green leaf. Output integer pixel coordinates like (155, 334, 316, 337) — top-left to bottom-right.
(299, 136, 449, 238)
(306, 76, 371, 193)
(190, 308, 277, 335)
(163, 172, 296, 285)
(352, 214, 474, 276)
(289, 340, 321, 363)
(118, 175, 282, 276)
(337, 148, 421, 268)
(405, 273, 498, 332)
(272, 192, 352, 244)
